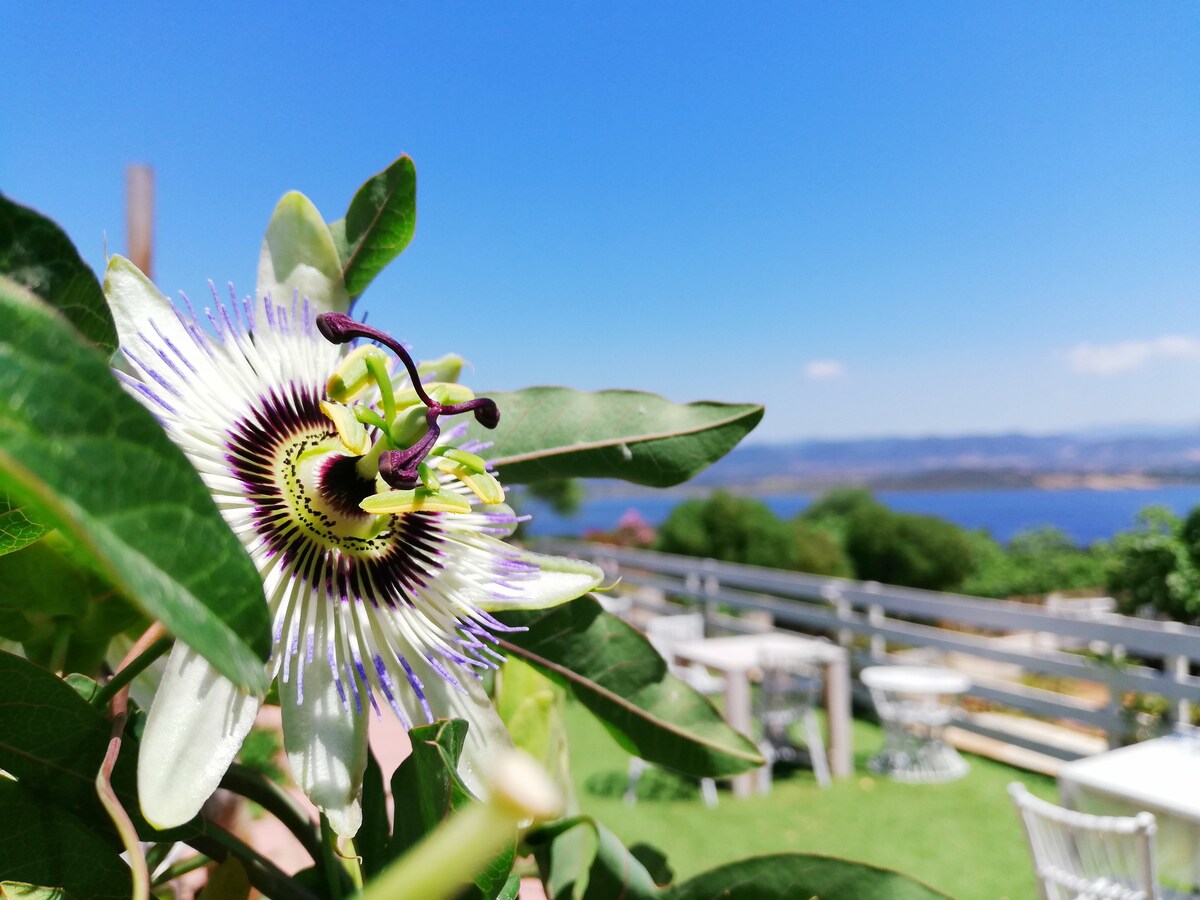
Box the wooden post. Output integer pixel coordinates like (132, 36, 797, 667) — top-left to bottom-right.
(126, 164, 154, 277)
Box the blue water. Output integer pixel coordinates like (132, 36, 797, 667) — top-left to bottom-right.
(521, 485, 1200, 546)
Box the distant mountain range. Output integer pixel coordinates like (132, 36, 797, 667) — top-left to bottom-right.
(673, 426, 1200, 493)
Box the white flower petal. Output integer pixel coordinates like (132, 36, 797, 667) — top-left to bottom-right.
(138, 643, 261, 829)
(477, 550, 603, 612)
(104, 255, 195, 360)
(279, 653, 368, 837)
(256, 192, 349, 319)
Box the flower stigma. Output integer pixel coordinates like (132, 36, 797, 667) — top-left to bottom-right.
(314, 312, 503, 516)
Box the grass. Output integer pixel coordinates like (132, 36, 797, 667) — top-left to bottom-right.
(562, 700, 1058, 900)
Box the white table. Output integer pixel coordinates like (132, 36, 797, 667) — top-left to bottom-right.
(1059, 734, 1200, 890)
(861, 665, 971, 782)
(673, 632, 852, 797)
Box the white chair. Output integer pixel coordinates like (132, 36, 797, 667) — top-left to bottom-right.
(862, 666, 969, 783)
(755, 647, 831, 791)
(1008, 782, 1174, 900)
(644, 612, 726, 695)
(626, 612, 720, 807)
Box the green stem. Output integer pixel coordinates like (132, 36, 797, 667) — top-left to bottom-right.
(221, 763, 324, 864)
(320, 813, 347, 900)
(151, 852, 211, 886)
(96, 711, 150, 900)
(190, 822, 321, 900)
(93, 635, 172, 709)
(143, 841, 176, 878)
(49, 624, 72, 675)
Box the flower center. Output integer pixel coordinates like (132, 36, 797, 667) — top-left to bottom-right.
(313, 312, 505, 514)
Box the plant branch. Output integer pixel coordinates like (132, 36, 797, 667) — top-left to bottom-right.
(221, 763, 323, 863)
(93, 623, 169, 709)
(189, 821, 321, 900)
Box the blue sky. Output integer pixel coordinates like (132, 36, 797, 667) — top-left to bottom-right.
(3, 3, 1197, 443)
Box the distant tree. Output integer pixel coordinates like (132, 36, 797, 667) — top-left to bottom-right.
(525, 478, 585, 516)
(1107, 506, 1200, 623)
(845, 508, 975, 591)
(655, 492, 799, 569)
(796, 487, 974, 590)
(961, 526, 1108, 599)
(792, 521, 854, 577)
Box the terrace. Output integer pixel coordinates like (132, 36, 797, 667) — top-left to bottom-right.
(544, 540, 1200, 899)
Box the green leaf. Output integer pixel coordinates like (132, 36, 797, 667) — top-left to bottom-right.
(388, 719, 515, 900)
(0, 491, 47, 556)
(0, 649, 178, 841)
(329, 155, 417, 300)
(0, 194, 116, 352)
(256, 192, 349, 320)
(530, 817, 660, 900)
(0, 277, 269, 692)
(0, 534, 145, 674)
(465, 388, 763, 486)
(666, 854, 952, 900)
(0, 781, 129, 900)
(496, 597, 763, 778)
(1, 883, 73, 900)
(358, 749, 391, 880)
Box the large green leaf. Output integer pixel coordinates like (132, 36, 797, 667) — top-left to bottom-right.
(388, 719, 515, 900)
(0, 491, 47, 556)
(0, 194, 116, 352)
(0, 780, 130, 900)
(530, 817, 660, 900)
(0, 649, 177, 841)
(666, 854, 952, 900)
(329, 155, 417, 300)
(0, 278, 269, 691)
(496, 598, 763, 778)
(465, 388, 763, 486)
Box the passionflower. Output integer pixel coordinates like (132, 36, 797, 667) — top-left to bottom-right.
(103, 248, 601, 837)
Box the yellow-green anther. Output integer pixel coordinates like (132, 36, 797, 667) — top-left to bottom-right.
(427, 382, 476, 406)
(353, 405, 390, 433)
(441, 463, 505, 505)
(390, 387, 426, 411)
(364, 352, 396, 424)
(320, 400, 372, 455)
(390, 406, 430, 448)
(326, 344, 390, 402)
(417, 461, 441, 493)
(417, 353, 465, 384)
(361, 488, 472, 516)
(434, 446, 489, 474)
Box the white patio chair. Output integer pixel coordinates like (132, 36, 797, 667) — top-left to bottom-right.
(755, 647, 830, 791)
(1008, 782, 1177, 900)
(862, 666, 969, 783)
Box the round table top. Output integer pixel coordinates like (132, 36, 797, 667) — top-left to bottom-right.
(860, 665, 970, 695)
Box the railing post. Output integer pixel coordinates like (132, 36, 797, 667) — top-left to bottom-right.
(1168, 654, 1192, 726)
(1106, 643, 1127, 749)
(702, 559, 720, 635)
(824, 584, 851, 649)
(864, 582, 885, 661)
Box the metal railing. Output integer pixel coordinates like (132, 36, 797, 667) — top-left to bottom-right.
(538, 540, 1200, 760)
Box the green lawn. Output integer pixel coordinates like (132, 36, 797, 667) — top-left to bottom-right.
(563, 700, 1057, 900)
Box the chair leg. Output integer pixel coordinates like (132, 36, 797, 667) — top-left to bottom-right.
(802, 709, 832, 788)
(700, 777, 719, 808)
(625, 757, 647, 806)
(756, 740, 776, 795)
